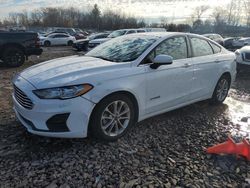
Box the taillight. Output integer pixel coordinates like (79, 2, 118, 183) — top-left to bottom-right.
(35, 34, 40, 47)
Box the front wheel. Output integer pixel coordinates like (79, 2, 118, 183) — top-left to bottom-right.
(210, 75, 230, 104)
(89, 94, 137, 141)
(2, 47, 25, 67)
(44, 41, 51, 47)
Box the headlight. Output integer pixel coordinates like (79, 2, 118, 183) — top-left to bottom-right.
(33, 84, 93, 99)
(235, 50, 240, 56)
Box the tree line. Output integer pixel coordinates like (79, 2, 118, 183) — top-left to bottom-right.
(0, 4, 146, 30)
(1, 1, 250, 36)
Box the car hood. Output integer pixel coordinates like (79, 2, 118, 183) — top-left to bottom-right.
(239, 38, 250, 41)
(239, 46, 250, 52)
(74, 39, 89, 43)
(89, 38, 111, 44)
(39, 36, 47, 40)
(19, 55, 128, 89)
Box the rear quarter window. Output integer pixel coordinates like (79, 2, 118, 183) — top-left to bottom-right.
(191, 37, 213, 57)
(210, 42, 221, 54)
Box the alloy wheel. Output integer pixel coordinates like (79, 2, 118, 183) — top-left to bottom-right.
(216, 78, 229, 101)
(100, 100, 131, 137)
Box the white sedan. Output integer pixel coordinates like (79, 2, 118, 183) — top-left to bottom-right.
(12, 32, 236, 141)
(88, 29, 146, 48)
(39, 33, 76, 46)
(235, 46, 250, 70)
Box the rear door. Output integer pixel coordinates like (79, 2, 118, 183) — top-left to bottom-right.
(57, 34, 69, 45)
(189, 36, 222, 99)
(50, 34, 61, 45)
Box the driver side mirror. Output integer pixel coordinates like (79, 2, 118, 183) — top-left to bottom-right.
(150, 55, 173, 69)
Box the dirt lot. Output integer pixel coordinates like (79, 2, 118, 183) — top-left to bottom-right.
(0, 46, 250, 188)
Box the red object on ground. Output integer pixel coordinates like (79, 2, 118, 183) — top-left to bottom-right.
(206, 137, 250, 160)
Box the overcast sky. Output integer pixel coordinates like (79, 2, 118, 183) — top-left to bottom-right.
(0, 0, 231, 23)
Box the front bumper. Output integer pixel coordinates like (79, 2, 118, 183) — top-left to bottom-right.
(88, 43, 100, 48)
(25, 47, 43, 56)
(12, 76, 95, 138)
(73, 42, 89, 51)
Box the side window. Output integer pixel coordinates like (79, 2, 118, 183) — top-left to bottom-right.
(49, 35, 55, 38)
(155, 37, 188, 60)
(143, 37, 188, 64)
(137, 30, 146, 33)
(127, 30, 136, 34)
(191, 37, 213, 57)
(58, 34, 68, 38)
(96, 35, 104, 39)
(210, 42, 221, 54)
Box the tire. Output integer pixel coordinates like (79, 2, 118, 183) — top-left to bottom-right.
(89, 94, 137, 141)
(67, 41, 73, 46)
(2, 47, 25, 67)
(210, 75, 231, 104)
(44, 41, 51, 47)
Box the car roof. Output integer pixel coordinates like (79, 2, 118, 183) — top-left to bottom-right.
(203, 33, 221, 36)
(114, 29, 138, 32)
(125, 32, 205, 38)
(48, 33, 69, 36)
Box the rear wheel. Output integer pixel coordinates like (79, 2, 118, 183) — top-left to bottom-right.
(89, 94, 137, 141)
(2, 47, 25, 67)
(67, 40, 73, 46)
(210, 75, 230, 104)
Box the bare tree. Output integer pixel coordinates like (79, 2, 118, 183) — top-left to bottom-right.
(30, 10, 43, 26)
(8, 12, 19, 25)
(91, 4, 101, 30)
(211, 7, 227, 33)
(18, 11, 29, 26)
(192, 5, 210, 20)
(226, 0, 242, 26)
(243, 0, 250, 26)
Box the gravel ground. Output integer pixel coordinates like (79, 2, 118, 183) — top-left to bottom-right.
(0, 46, 250, 188)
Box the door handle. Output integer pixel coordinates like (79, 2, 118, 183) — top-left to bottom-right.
(215, 60, 220, 63)
(182, 63, 191, 68)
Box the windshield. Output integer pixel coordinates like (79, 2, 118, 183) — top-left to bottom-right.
(86, 35, 158, 62)
(108, 30, 127, 38)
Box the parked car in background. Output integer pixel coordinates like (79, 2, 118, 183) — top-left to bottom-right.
(89, 32, 111, 40)
(45, 31, 69, 36)
(73, 33, 87, 40)
(73, 32, 110, 51)
(203, 33, 224, 46)
(88, 29, 146, 48)
(141, 28, 167, 32)
(233, 37, 250, 48)
(0, 32, 42, 67)
(55, 28, 76, 36)
(54, 28, 87, 40)
(223, 37, 241, 49)
(235, 46, 250, 70)
(38, 32, 47, 37)
(74, 28, 89, 35)
(12, 32, 236, 140)
(39, 33, 76, 46)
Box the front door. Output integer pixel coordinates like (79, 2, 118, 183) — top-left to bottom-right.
(144, 36, 194, 114)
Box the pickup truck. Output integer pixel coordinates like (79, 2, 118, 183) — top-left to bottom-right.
(0, 32, 43, 67)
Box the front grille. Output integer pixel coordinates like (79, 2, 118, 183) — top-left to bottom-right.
(14, 85, 33, 110)
(244, 53, 250, 61)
